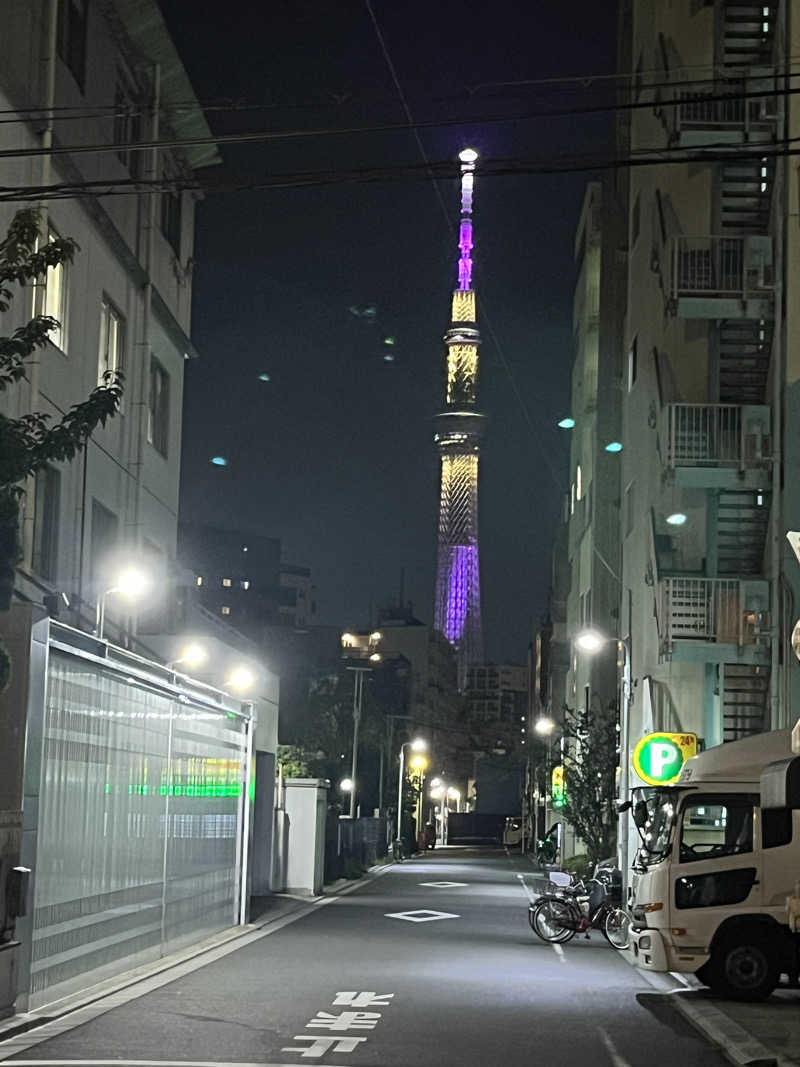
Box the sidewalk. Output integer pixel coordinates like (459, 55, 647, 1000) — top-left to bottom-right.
(677, 984, 800, 1067)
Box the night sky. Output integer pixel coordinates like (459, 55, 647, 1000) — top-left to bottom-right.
(162, 0, 617, 662)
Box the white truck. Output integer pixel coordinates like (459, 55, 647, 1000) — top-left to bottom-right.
(628, 727, 800, 1000)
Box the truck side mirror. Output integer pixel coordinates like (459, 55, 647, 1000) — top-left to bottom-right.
(6, 866, 30, 920)
(633, 800, 649, 829)
(617, 800, 632, 814)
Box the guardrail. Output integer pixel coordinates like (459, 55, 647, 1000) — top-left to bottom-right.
(662, 403, 770, 471)
(658, 577, 764, 652)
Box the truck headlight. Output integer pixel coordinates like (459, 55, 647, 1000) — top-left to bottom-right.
(639, 935, 652, 950)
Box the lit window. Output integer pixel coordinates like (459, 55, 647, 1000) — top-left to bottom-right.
(576, 464, 582, 502)
(241, 580, 250, 590)
(37, 229, 68, 351)
(98, 297, 125, 386)
(242, 546, 248, 552)
(221, 606, 231, 616)
(222, 578, 232, 587)
(196, 576, 203, 587)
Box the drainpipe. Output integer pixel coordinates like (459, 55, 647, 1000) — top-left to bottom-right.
(22, 0, 58, 569)
(128, 64, 159, 638)
(769, 16, 786, 730)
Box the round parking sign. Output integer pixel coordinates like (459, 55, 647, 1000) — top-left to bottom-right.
(632, 732, 697, 786)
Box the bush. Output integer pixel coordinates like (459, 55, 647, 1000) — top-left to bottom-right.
(563, 853, 590, 878)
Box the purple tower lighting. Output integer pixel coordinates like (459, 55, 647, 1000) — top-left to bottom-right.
(433, 148, 485, 688)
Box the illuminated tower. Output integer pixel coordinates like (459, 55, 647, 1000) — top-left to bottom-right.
(434, 147, 485, 686)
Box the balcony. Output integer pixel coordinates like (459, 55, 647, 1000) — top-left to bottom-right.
(658, 577, 769, 664)
(669, 236, 773, 319)
(671, 79, 776, 147)
(661, 403, 771, 488)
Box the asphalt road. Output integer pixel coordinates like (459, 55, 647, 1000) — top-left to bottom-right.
(1, 847, 726, 1067)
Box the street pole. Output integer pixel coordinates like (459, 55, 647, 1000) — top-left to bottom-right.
(349, 669, 366, 819)
(618, 639, 632, 889)
(396, 743, 406, 847)
(378, 737, 384, 815)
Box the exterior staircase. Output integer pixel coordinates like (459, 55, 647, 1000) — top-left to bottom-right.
(721, 2, 774, 68)
(716, 489, 769, 576)
(723, 663, 769, 740)
(718, 319, 772, 402)
(719, 158, 772, 234)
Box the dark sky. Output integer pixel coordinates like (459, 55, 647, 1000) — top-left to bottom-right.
(162, 0, 617, 662)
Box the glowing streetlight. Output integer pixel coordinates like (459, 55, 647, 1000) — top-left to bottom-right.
(369, 652, 382, 663)
(341, 632, 357, 648)
(369, 631, 382, 645)
(339, 777, 354, 794)
(226, 665, 256, 693)
(459, 147, 479, 163)
(557, 417, 575, 429)
(575, 628, 605, 653)
(96, 565, 151, 640)
(666, 512, 687, 526)
(168, 642, 207, 671)
(535, 716, 556, 736)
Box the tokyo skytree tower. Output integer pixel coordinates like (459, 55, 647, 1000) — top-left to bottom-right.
(433, 147, 485, 685)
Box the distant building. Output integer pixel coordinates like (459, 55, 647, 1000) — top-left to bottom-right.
(465, 663, 529, 755)
(279, 564, 316, 629)
(178, 524, 281, 637)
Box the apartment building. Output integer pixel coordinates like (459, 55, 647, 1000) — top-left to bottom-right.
(621, 0, 800, 756)
(0, 0, 219, 634)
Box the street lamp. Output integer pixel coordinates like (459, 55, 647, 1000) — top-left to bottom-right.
(340, 777, 354, 795)
(96, 565, 151, 640)
(226, 665, 256, 693)
(574, 625, 632, 881)
(167, 642, 207, 672)
(395, 737, 427, 851)
(534, 716, 556, 736)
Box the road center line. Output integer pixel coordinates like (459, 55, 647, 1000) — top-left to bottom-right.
(599, 1027, 633, 1067)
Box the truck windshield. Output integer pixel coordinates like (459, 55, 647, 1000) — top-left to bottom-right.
(632, 787, 679, 864)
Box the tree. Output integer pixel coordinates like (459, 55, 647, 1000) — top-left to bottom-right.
(0, 209, 122, 690)
(560, 700, 619, 867)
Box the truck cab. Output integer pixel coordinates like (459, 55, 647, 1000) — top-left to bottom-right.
(628, 729, 800, 1000)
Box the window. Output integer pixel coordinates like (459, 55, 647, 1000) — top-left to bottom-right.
(762, 807, 793, 849)
(98, 297, 125, 385)
(33, 467, 60, 581)
(57, 0, 89, 91)
(222, 578, 232, 587)
(241, 580, 250, 590)
(90, 499, 118, 584)
(196, 576, 203, 587)
(632, 193, 641, 246)
(679, 795, 757, 863)
(160, 178, 182, 257)
(576, 464, 582, 502)
(147, 358, 170, 457)
(627, 337, 638, 392)
(221, 606, 231, 616)
(625, 482, 635, 537)
(113, 81, 141, 176)
(39, 229, 68, 351)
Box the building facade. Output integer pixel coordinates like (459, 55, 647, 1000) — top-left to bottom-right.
(0, 0, 218, 637)
(465, 663, 529, 755)
(619, 0, 800, 761)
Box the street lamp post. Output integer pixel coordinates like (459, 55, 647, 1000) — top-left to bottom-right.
(96, 566, 151, 640)
(346, 666, 371, 818)
(574, 627, 632, 883)
(395, 737, 427, 852)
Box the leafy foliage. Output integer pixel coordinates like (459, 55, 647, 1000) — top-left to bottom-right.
(0, 209, 122, 689)
(560, 701, 619, 867)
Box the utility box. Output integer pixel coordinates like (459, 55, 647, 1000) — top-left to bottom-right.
(285, 779, 329, 895)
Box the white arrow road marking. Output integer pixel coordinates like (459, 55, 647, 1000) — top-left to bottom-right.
(418, 881, 468, 888)
(384, 909, 460, 922)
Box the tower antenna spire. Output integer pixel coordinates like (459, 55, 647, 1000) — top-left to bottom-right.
(433, 148, 485, 688)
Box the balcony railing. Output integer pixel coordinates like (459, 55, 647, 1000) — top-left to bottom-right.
(674, 82, 776, 139)
(662, 403, 771, 471)
(670, 236, 773, 303)
(658, 577, 768, 654)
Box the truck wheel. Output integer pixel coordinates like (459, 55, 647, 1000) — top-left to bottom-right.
(707, 932, 778, 1001)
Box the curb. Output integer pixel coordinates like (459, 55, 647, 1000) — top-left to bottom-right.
(638, 969, 785, 1067)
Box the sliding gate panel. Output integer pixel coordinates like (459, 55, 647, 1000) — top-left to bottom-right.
(23, 647, 249, 1009)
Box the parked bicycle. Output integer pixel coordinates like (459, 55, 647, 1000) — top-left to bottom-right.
(528, 867, 631, 949)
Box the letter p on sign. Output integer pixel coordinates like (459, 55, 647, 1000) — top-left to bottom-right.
(632, 733, 697, 786)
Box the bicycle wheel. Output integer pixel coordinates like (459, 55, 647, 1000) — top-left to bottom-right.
(603, 906, 632, 949)
(530, 897, 577, 943)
